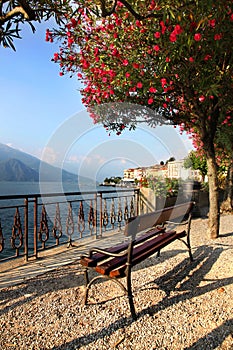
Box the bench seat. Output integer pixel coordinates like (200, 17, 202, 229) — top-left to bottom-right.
(80, 202, 194, 319)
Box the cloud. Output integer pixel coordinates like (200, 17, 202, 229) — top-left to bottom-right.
(41, 146, 59, 164)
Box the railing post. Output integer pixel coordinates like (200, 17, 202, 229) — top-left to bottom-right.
(99, 192, 103, 238)
(34, 197, 38, 259)
(24, 198, 28, 261)
(94, 193, 98, 239)
(135, 189, 139, 216)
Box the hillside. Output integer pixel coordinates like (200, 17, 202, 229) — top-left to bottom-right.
(0, 143, 77, 182)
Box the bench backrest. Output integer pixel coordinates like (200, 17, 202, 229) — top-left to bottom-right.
(125, 202, 194, 238)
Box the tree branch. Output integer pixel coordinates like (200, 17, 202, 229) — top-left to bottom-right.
(0, 1, 36, 25)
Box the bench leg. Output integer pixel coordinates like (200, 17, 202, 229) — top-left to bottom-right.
(126, 266, 137, 320)
(188, 245, 193, 262)
(83, 268, 89, 286)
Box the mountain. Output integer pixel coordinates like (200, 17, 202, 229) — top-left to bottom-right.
(0, 158, 39, 181)
(0, 143, 78, 182)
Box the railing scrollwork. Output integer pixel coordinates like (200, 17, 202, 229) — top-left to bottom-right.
(11, 207, 23, 256)
(39, 205, 49, 249)
(88, 200, 95, 235)
(78, 201, 85, 238)
(66, 202, 74, 247)
(0, 188, 139, 262)
(53, 203, 62, 245)
(0, 220, 4, 253)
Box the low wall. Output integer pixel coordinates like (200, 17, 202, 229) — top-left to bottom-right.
(139, 187, 209, 217)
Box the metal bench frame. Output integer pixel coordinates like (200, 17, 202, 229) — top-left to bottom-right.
(80, 202, 194, 319)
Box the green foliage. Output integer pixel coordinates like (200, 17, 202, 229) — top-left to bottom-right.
(103, 176, 122, 184)
(183, 151, 207, 180)
(143, 176, 181, 198)
(0, 1, 71, 50)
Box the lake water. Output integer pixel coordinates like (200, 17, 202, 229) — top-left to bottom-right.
(0, 181, 98, 196)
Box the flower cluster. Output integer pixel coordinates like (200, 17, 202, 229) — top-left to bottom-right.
(48, 0, 233, 165)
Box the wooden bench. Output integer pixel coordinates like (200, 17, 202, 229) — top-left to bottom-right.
(80, 201, 194, 319)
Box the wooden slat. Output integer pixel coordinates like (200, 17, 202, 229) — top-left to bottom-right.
(95, 231, 176, 275)
(80, 227, 164, 267)
(109, 230, 186, 278)
(125, 202, 193, 237)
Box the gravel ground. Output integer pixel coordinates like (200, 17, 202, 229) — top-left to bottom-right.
(0, 214, 232, 350)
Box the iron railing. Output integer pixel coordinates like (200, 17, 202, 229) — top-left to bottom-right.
(0, 188, 139, 263)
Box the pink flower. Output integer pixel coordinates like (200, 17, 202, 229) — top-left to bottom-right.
(209, 19, 216, 27)
(154, 31, 161, 39)
(137, 82, 143, 88)
(153, 45, 160, 52)
(166, 57, 170, 62)
(148, 98, 154, 105)
(204, 54, 212, 61)
(189, 57, 194, 62)
(125, 72, 130, 78)
(169, 32, 177, 42)
(214, 33, 222, 40)
(194, 33, 202, 41)
(174, 24, 183, 35)
(53, 53, 59, 61)
(133, 63, 140, 69)
(149, 87, 157, 93)
(122, 59, 129, 66)
(161, 78, 167, 88)
(160, 21, 167, 34)
(199, 95, 205, 102)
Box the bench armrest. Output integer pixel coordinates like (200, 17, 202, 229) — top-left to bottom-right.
(165, 219, 189, 226)
(84, 247, 128, 259)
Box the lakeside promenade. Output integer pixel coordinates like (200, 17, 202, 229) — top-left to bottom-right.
(0, 214, 232, 349)
(0, 228, 126, 290)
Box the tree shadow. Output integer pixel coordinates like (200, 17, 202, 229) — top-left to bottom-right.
(0, 263, 85, 317)
(51, 244, 233, 349)
(184, 318, 233, 350)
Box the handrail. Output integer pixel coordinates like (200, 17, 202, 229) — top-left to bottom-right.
(0, 188, 139, 263)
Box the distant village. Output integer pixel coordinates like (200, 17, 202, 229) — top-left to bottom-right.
(101, 158, 202, 187)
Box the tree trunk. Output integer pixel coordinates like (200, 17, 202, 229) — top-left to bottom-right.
(220, 161, 233, 212)
(206, 154, 220, 238)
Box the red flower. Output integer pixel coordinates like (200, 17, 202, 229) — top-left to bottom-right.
(133, 63, 140, 69)
(199, 95, 205, 102)
(122, 59, 129, 66)
(137, 82, 143, 88)
(204, 54, 212, 61)
(174, 24, 183, 35)
(149, 87, 157, 93)
(148, 98, 154, 105)
(189, 57, 194, 62)
(154, 31, 161, 39)
(169, 32, 177, 42)
(209, 19, 216, 27)
(160, 21, 167, 34)
(214, 33, 222, 40)
(153, 45, 160, 52)
(194, 33, 202, 41)
(125, 72, 130, 78)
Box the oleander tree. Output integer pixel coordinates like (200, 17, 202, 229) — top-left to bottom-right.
(0, 0, 72, 50)
(216, 121, 233, 212)
(51, 0, 232, 238)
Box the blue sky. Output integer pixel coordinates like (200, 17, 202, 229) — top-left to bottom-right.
(0, 21, 193, 182)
